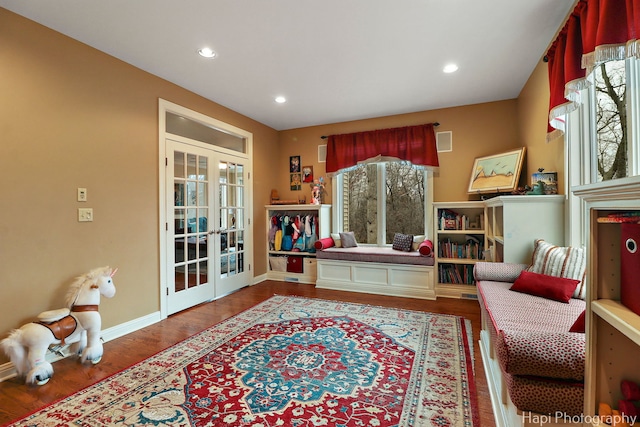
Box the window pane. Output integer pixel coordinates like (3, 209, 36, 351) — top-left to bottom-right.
(595, 59, 627, 181)
(343, 164, 378, 244)
(385, 163, 425, 242)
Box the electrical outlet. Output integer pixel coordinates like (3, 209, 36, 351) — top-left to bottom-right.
(77, 187, 87, 202)
(78, 208, 93, 222)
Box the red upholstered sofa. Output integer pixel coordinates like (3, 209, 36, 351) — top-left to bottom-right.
(474, 262, 585, 422)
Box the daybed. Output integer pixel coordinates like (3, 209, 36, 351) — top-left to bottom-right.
(314, 235, 436, 299)
(474, 260, 586, 427)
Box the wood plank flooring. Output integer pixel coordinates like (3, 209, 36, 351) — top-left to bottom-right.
(0, 281, 496, 426)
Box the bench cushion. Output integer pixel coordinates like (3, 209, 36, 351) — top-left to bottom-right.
(477, 279, 585, 380)
(316, 246, 435, 266)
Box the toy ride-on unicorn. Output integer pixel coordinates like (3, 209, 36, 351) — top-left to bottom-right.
(0, 266, 117, 385)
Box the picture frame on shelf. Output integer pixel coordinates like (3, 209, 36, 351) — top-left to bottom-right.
(531, 171, 558, 194)
(467, 147, 526, 194)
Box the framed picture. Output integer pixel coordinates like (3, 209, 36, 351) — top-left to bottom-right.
(468, 147, 526, 194)
(290, 172, 302, 191)
(290, 155, 300, 173)
(531, 171, 558, 194)
(302, 165, 314, 183)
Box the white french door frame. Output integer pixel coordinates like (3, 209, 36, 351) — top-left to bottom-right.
(158, 99, 253, 319)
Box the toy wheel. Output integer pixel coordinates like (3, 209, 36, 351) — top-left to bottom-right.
(92, 356, 102, 364)
(36, 376, 50, 386)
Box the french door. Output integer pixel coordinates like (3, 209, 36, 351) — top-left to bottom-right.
(166, 137, 249, 315)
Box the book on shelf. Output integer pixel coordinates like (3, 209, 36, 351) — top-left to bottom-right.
(438, 208, 483, 231)
(437, 238, 484, 259)
(596, 215, 640, 223)
(438, 264, 475, 285)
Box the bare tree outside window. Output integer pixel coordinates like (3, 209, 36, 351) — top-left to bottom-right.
(595, 59, 627, 181)
(342, 162, 426, 244)
(385, 162, 425, 242)
(344, 164, 378, 244)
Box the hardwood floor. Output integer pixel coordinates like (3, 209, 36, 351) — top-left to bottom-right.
(0, 281, 496, 426)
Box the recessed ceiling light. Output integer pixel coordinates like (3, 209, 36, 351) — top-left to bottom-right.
(198, 47, 216, 58)
(443, 63, 459, 73)
(275, 96, 286, 104)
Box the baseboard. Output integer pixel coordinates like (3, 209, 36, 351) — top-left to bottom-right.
(253, 273, 268, 284)
(0, 311, 161, 383)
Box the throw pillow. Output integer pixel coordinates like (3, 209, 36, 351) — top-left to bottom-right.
(510, 270, 580, 303)
(339, 231, 358, 248)
(412, 235, 426, 251)
(569, 310, 586, 333)
(392, 233, 414, 252)
(527, 239, 587, 299)
(418, 239, 434, 256)
(330, 233, 342, 248)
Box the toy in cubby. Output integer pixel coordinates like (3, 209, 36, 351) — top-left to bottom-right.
(598, 380, 640, 426)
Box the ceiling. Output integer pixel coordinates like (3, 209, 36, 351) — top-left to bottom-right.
(0, 1, 574, 131)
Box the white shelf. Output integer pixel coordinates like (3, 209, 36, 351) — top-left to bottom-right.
(592, 299, 640, 347)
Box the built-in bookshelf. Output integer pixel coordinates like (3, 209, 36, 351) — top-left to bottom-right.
(433, 201, 487, 299)
(573, 177, 640, 420)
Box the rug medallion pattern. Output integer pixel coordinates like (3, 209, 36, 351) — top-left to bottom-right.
(5, 296, 478, 427)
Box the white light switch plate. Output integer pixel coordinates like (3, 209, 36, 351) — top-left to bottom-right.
(78, 208, 93, 222)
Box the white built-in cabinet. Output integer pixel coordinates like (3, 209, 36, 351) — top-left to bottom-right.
(265, 204, 331, 284)
(485, 195, 565, 264)
(574, 177, 640, 420)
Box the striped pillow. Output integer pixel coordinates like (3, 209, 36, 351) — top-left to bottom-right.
(527, 239, 587, 299)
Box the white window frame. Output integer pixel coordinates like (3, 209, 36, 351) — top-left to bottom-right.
(331, 165, 434, 245)
(566, 57, 640, 248)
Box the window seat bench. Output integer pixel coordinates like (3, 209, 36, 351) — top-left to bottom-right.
(315, 245, 436, 300)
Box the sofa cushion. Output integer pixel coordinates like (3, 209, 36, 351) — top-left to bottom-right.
(496, 330, 585, 380)
(474, 261, 528, 283)
(476, 278, 585, 380)
(316, 246, 435, 266)
(510, 270, 580, 303)
(527, 239, 587, 299)
(569, 310, 586, 333)
(392, 233, 413, 252)
(339, 231, 358, 248)
(418, 239, 434, 256)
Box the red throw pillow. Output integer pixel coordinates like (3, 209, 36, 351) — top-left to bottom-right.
(569, 310, 586, 333)
(510, 270, 580, 303)
(314, 237, 335, 250)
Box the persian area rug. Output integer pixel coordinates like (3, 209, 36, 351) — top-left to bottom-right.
(7, 296, 479, 427)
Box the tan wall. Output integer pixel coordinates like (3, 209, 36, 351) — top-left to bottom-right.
(0, 7, 558, 363)
(0, 8, 278, 359)
(279, 100, 521, 203)
(517, 59, 565, 193)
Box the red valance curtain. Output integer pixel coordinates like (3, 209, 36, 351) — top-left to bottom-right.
(547, 0, 640, 139)
(325, 123, 439, 175)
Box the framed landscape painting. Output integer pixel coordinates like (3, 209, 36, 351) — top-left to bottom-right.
(468, 147, 526, 194)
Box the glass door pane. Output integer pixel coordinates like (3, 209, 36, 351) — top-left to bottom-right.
(169, 146, 213, 314)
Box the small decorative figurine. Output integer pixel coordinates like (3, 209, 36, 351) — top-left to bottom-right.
(310, 177, 325, 205)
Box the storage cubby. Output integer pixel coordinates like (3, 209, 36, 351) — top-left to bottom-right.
(265, 204, 331, 284)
